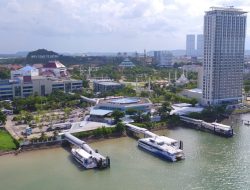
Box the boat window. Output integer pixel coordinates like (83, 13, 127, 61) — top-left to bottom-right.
(157, 142, 164, 145)
(150, 139, 155, 143)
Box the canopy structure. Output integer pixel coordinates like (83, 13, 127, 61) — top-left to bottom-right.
(90, 109, 113, 116)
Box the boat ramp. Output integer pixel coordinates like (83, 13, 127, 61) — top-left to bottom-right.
(180, 116, 233, 137)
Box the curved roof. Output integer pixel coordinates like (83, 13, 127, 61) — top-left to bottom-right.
(20, 65, 38, 72)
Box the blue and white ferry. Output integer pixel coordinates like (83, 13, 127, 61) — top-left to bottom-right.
(138, 137, 185, 162)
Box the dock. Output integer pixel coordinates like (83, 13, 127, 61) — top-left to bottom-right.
(180, 116, 233, 137)
(125, 123, 183, 149)
(63, 133, 110, 169)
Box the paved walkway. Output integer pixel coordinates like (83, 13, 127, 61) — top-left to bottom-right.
(4, 116, 20, 140)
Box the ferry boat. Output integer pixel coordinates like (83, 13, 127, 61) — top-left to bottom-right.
(138, 137, 185, 162)
(211, 122, 234, 137)
(71, 148, 98, 169)
(244, 121, 250, 126)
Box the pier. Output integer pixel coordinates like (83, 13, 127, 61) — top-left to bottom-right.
(125, 123, 183, 149)
(63, 133, 110, 169)
(180, 116, 234, 137)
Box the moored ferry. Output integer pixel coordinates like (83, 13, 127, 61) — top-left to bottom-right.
(138, 137, 185, 162)
(71, 147, 98, 169)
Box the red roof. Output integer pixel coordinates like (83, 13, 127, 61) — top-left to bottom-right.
(44, 61, 65, 68)
(9, 64, 23, 70)
(40, 70, 56, 77)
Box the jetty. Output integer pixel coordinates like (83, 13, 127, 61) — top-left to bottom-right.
(125, 123, 184, 161)
(180, 116, 233, 137)
(63, 133, 110, 169)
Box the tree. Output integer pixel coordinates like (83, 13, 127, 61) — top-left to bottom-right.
(111, 110, 125, 123)
(190, 99, 197, 107)
(115, 122, 125, 134)
(125, 108, 137, 115)
(0, 111, 7, 124)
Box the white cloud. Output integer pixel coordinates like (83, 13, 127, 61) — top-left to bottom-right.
(0, 0, 249, 53)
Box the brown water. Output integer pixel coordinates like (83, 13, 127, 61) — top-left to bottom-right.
(0, 114, 250, 190)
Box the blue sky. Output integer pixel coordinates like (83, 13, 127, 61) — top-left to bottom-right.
(0, 0, 249, 53)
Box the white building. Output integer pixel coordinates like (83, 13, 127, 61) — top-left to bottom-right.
(11, 65, 39, 79)
(154, 51, 173, 67)
(196, 34, 204, 57)
(0, 63, 82, 100)
(186, 34, 196, 57)
(119, 58, 135, 68)
(202, 7, 247, 105)
(175, 71, 189, 86)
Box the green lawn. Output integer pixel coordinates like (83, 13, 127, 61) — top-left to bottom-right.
(0, 130, 17, 151)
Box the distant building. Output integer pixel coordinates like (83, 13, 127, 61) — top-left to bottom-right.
(0, 63, 82, 100)
(182, 88, 203, 103)
(202, 7, 247, 105)
(119, 58, 135, 68)
(93, 80, 124, 93)
(41, 61, 68, 78)
(186, 34, 196, 57)
(196, 34, 204, 57)
(11, 65, 39, 79)
(175, 72, 189, 86)
(197, 66, 203, 89)
(154, 51, 173, 67)
(0, 77, 82, 100)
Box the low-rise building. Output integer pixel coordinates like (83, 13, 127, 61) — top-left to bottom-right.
(93, 80, 124, 93)
(11, 65, 39, 79)
(0, 77, 82, 100)
(93, 97, 152, 113)
(119, 58, 135, 68)
(0, 62, 82, 100)
(181, 88, 203, 103)
(154, 51, 173, 67)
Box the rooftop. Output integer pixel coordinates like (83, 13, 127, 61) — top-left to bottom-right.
(20, 65, 38, 72)
(98, 97, 151, 105)
(187, 88, 202, 94)
(94, 81, 121, 86)
(44, 61, 65, 69)
(90, 109, 113, 116)
(208, 6, 247, 14)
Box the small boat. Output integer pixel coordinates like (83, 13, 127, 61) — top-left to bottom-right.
(244, 121, 250, 126)
(71, 147, 98, 169)
(138, 137, 185, 162)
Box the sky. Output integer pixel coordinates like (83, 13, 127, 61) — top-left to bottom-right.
(0, 0, 250, 54)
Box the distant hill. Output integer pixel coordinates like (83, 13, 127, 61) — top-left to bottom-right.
(26, 49, 59, 59)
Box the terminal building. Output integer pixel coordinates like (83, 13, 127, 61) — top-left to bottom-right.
(92, 97, 152, 114)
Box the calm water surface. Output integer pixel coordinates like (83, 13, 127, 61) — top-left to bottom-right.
(1, 114, 250, 190)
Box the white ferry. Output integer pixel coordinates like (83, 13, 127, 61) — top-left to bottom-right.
(71, 148, 98, 169)
(138, 137, 185, 162)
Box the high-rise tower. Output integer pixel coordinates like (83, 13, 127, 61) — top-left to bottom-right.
(196, 34, 204, 57)
(202, 7, 247, 105)
(186, 34, 196, 57)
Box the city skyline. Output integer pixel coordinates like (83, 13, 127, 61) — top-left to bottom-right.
(0, 0, 250, 54)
